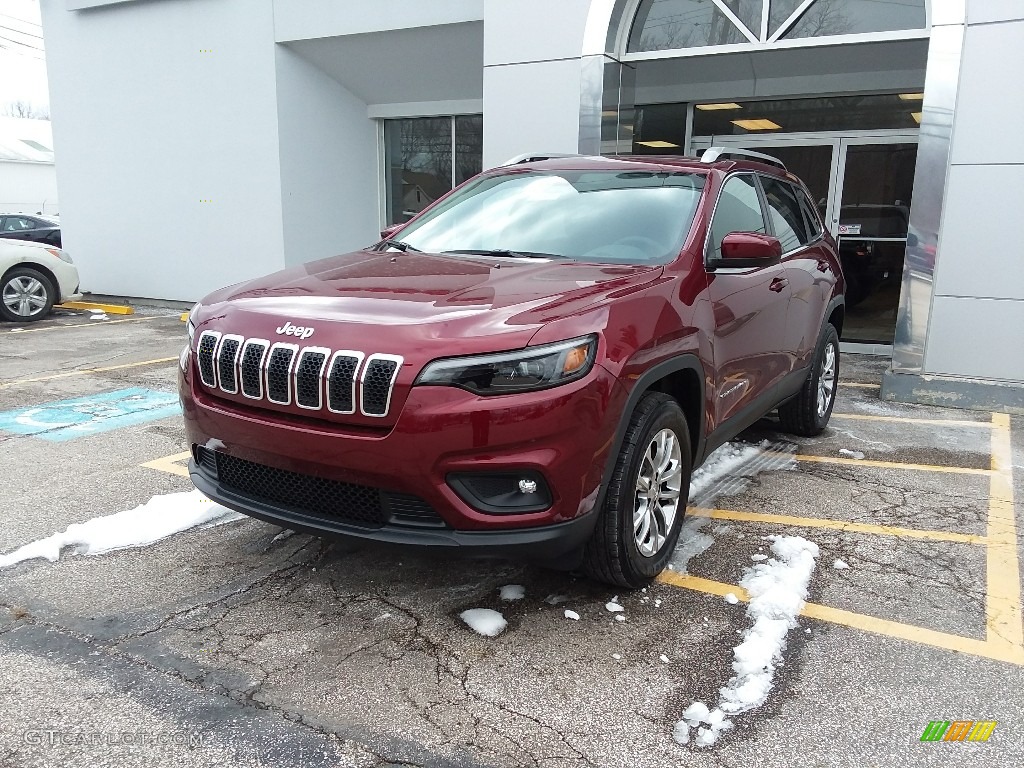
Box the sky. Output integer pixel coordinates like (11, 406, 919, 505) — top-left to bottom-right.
(0, 0, 49, 112)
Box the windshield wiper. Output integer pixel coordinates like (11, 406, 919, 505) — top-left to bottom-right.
(378, 239, 421, 252)
(443, 249, 566, 259)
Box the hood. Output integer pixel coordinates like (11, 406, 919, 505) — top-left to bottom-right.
(191, 250, 662, 428)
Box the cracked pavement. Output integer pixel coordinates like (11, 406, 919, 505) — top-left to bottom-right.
(1, 311, 1023, 767)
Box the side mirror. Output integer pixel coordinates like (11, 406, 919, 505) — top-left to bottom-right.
(715, 232, 782, 268)
(380, 223, 402, 240)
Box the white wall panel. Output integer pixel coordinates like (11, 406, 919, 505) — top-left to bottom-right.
(967, 0, 1024, 25)
(925, 296, 1024, 380)
(933, 164, 1024, 301)
(484, 0, 593, 66)
(275, 46, 380, 267)
(40, 0, 286, 301)
(274, 0, 483, 42)
(0, 163, 59, 216)
(950, 20, 1024, 165)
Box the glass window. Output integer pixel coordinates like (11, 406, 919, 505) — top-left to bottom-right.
(384, 115, 483, 225)
(709, 174, 767, 259)
(389, 170, 707, 266)
(692, 94, 923, 135)
(628, 0, 752, 52)
(783, 0, 927, 40)
(760, 177, 809, 252)
(795, 186, 823, 239)
(3, 217, 37, 231)
(632, 103, 689, 154)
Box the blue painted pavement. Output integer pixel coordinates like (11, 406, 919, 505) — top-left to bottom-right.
(0, 387, 181, 442)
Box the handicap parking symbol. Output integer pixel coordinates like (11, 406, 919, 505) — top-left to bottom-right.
(0, 387, 182, 442)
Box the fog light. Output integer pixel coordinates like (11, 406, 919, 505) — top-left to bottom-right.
(447, 471, 552, 514)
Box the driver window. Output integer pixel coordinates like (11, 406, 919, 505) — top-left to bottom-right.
(708, 175, 767, 261)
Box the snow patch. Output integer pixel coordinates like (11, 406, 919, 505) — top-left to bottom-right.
(839, 449, 865, 460)
(460, 608, 507, 637)
(0, 490, 243, 569)
(751, 554, 768, 561)
(659, 654, 670, 663)
(833, 559, 850, 570)
(673, 535, 819, 748)
(612, 653, 622, 660)
(689, 443, 762, 501)
(499, 584, 525, 601)
(614, 615, 626, 622)
(605, 601, 625, 613)
(89, 313, 108, 321)
(564, 610, 580, 621)
(724, 593, 739, 605)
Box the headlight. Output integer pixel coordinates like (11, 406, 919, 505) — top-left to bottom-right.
(46, 247, 73, 264)
(415, 335, 598, 395)
(186, 303, 200, 343)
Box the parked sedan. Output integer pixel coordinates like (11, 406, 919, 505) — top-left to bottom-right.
(0, 214, 62, 248)
(0, 239, 81, 322)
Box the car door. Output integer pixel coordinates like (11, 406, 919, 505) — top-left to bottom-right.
(758, 175, 826, 374)
(705, 173, 792, 431)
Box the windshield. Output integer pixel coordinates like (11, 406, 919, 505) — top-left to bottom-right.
(389, 169, 706, 265)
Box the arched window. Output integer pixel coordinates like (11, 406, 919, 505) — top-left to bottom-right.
(627, 0, 927, 53)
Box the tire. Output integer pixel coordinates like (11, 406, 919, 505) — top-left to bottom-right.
(0, 267, 55, 322)
(582, 392, 692, 589)
(778, 323, 840, 436)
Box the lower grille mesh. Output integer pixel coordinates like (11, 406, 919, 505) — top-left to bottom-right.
(204, 450, 444, 530)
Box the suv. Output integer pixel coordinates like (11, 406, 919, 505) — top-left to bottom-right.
(180, 149, 844, 588)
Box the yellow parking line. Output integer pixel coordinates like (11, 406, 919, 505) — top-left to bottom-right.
(5, 315, 164, 334)
(0, 356, 178, 387)
(796, 454, 991, 476)
(831, 413, 993, 428)
(839, 382, 880, 389)
(688, 507, 986, 545)
(984, 413, 1024, 658)
(657, 572, 1024, 665)
(141, 451, 192, 478)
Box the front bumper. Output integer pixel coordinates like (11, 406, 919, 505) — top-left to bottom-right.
(181, 359, 625, 556)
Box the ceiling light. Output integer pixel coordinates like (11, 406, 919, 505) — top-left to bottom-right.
(731, 119, 781, 131)
(696, 102, 742, 111)
(637, 140, 680, 148)
(911, 112, 922, 124)
(899, 93, 924, 101)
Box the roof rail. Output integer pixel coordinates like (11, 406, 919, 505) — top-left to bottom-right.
(700, 146, 787, 171)
(501, 152, 577, 166)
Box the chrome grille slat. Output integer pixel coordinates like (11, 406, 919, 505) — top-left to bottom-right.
(239, 339, 269, 399)
(266, 343, 298, 405)
(217, 334, 243, 394)
(294, 347, 330, 410)
(197, 331, 221, 388)
(361, 354, 403, 418)
(327, 350, 364, 414)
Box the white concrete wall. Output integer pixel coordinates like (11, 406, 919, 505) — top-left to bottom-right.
(0, 162, 58, 215)
(273, 0, 483, 42)
(274, 45, 380, 266)
(40, 0, 286, 301)
(924, 4, 1024, 381)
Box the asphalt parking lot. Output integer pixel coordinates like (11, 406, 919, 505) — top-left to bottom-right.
(1, 308, 1022, 768)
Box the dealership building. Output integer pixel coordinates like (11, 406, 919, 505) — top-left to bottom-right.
(39, 0, 1023, 410)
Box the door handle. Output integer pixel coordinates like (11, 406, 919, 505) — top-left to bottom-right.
(769, 277, 789, 292)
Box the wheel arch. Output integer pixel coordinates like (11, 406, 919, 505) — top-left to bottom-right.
(2, 261, 59, 298)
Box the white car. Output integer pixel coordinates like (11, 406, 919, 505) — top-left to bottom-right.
(0, 238, 82, 322)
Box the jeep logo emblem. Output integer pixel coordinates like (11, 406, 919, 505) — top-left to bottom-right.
(275, 321, 315, 340)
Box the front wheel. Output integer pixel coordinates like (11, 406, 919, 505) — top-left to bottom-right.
(778, 323, 840, 436)
(0, 268, 55, 322)
(582, 392, 692, 589)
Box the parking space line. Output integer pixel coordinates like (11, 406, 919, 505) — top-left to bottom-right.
(688, 507, 987, 545)
(5, 315, 165, 334)
(838, 382, 880, 389)
(0, 357, 178, 388)
(831, 413, 993, 428)
(796, 454, 992, 475)
(657, 571, 1022, 665)
(140, 450, 192, 478)
(983, 413, 1024, 660)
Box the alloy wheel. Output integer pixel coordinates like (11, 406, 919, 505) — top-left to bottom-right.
(817, 342, 837, 418)
(2, 276, 48, 318)
(633, 428, 683, 557)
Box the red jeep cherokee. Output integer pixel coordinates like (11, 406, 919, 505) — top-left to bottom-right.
(180, 150, 844, 588)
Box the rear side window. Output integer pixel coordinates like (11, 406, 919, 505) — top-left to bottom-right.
(795, 186, 824, 239)
(760, 177, 809, 252)
(2, 217, 38, 231)
(708, 175, 767, 260)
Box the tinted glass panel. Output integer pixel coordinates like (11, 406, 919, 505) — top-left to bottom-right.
(628, 0, 751, 51)
(454, 115, 483, 186)
(692, 94, 923, 135)
(709, 175, 767, 259)
(394, 170, 707, 266)
(760, 177, 809, 252)
(784, 0, 927, 40)
(632, 103, 689, 154)
(384, 117, 453, 225)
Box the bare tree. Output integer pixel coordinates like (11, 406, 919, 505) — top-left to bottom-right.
(2, 100, 49, 119)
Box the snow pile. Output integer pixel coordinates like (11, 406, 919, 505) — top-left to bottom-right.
(460, 608, 507, 637)
(0, 490, 242, 569)
(673, 535, 819, 748)
(669, 517, 716, 573)
(839, 449, 865, 460)
(499, 584, 525, 601)
(605, 600, 625, 613)
(564, 610, 580, 621)
(689, 443, 762, 501)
